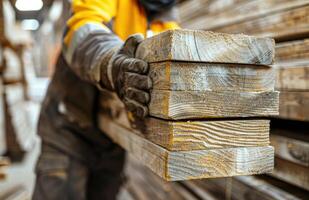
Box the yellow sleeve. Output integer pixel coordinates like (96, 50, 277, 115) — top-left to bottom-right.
(64, 0, 117, 46)
(150, 21, 180, 35)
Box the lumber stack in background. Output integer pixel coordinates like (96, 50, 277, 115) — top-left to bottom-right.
(164, 0, 309, 198)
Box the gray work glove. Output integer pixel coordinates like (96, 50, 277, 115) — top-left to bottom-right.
(112, 35, 152, 118)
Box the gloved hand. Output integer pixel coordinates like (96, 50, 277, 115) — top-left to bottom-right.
(111, 34, 152, 118)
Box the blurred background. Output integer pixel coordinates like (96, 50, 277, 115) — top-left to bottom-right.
(0, 0, 309, 199)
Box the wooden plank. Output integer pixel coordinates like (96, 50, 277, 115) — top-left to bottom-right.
(150, 62, 275, 91)
(149, 90, 279, 120)
(0, 1, 4, 37)
(272, 157, 309, 191)
(136, 30, 275, 65)
(270, 134, 309, 167)
(178, 0, 210, 23)
(124, 157, 197, 200)
(278, 91, 309, 121)
(191, 175, 306, 200)
(99, 91, 270, 151)
(180, 181, 219, 200)
(275, 39, 309, 62)
(212, 5, 309, 41)
(126, 118, 270, 151)
(99, 116, 274, 181)
(275, 60, 309, 91)
(182, 0, 309, 33)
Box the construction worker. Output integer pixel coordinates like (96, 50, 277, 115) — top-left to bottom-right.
(32, 0, 179, 199)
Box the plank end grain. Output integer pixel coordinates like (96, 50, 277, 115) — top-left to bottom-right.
(150, 90, 280, 120)
(136, 29, 275, 65)
(166, 146, 274, 181)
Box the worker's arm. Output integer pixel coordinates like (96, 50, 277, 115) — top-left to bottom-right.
(62, 0, 151, 118)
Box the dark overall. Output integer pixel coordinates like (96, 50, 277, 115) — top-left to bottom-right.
(32, 54, 125, 200)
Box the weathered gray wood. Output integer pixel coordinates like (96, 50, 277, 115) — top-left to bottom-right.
(275, 60, 309, 91)
(99, 116, 274, 181)
(149, 90, 279, 120)
(99, 91, 270, 151)
(136, 30, 275, 65)
(271, 134, 309, 167)
(272, 157, 309, 191)
(278, 91, 309, 121)
(150, 62, 275, 91)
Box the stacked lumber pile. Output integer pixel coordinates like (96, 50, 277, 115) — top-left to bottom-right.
(0, 157, 9, 180)
(99, 29, 278, 181)
(162, 0, 309, 198)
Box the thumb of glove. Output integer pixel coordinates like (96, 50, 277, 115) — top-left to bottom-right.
(120, 34, 145, 57)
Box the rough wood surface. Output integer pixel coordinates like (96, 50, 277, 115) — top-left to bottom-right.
(275, 60, 309, 90)
(136, 30, 275, 65)
(278, 91, 309, 121)
(149, 90, 279, 120)
(191, 175, 307, 200)
(271, 157, 309, 191)
(271, 134, 309, 167)
(179, 0, 245, 26)
(275, 39, 309, 62)
(99, 91, 270, 151)
(212, 5, 309, 41)
(181, 0, 309, 33)
(123, 157, 198, 200)
(99, 116, 274, 181)
(0, 1, 3, 37)
(150, 62, 275, 91)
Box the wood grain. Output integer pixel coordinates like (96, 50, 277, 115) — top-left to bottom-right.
(99, 91, 270, 151)
(271, 134, 309, 167)
(150, 62, 275, 91)
(191, 175, 307, 200)
(275, 39, 309, 62)
(212, 5, 309, 41)
(271, 157, 309, 191)
(124, 157, 197, 200)
(275, 60, 309, 91)
(136, 30, 275, 65)
(181, 0, 309, 33)
(278, 91, 309, 121)
(150, 90, 279, 120)
(0, 1, 3, 37)
(99, 116, 274, 181)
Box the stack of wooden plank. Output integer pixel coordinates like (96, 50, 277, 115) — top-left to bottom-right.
(99, 29, 279, 181)
(173, 0, 309, 198)
(0, 157, 9, 180)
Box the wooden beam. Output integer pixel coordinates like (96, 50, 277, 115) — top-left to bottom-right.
(275, 39, 309, 62)
(275, 60, 309, 91)
(124, 156, 199, 200)
(191, 175, 307, 200)
(270, 134, 309, 167)
(272, 157, 309, 191)
(150, 62, 275, 91)
(213, 5, 309, 41)
(136, 30, 275, 65)
(99, 91, 270, 151)
(181, 0, 309, 35)
(99, 116, 274, 181)
(149, 90, 279, 120)
(278, 91, 309, 121)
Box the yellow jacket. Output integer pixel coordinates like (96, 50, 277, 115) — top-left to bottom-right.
(64, 0, 179, 47)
